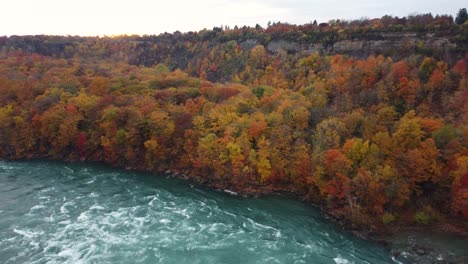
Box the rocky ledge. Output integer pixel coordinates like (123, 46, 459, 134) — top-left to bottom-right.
(391, 243, 466, 264)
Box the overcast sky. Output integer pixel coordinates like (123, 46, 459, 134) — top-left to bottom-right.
(1, 0, 465, 36)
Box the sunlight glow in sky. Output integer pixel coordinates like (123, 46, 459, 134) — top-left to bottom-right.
(1, 0, 465, 36)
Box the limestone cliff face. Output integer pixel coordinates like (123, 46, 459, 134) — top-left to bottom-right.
(255, 32, 459, 57)
(331, 34, 456, 54)
(266, 40, 301, 53)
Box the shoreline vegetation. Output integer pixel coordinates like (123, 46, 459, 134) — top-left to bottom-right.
(0, 10, 467, 263)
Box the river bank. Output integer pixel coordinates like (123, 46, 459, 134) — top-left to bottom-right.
(160, 167, 468, 264)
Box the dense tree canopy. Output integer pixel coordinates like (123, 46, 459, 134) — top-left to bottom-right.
(0, 12, 467, 231)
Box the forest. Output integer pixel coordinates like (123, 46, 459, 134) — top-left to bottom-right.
(0, 12, 467, 233)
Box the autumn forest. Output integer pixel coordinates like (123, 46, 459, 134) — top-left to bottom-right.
(0, 12, 467, 233)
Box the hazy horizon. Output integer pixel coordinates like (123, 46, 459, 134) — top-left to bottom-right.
(1, 0, 466, 37)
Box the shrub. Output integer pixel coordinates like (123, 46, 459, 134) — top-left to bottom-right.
(414, 211, 431, 224)
(382, 213, 396, 225)
(413, 206, 439, 225)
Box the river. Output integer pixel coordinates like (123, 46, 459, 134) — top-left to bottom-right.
(0, 161, 397, 264)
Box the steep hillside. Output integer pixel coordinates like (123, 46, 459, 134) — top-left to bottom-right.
(0, 12, 467, 235)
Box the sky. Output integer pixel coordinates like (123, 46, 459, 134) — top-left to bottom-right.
(1, 0, 465, 36)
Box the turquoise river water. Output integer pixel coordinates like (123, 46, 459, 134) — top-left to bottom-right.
(0, 161, 398, 264)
